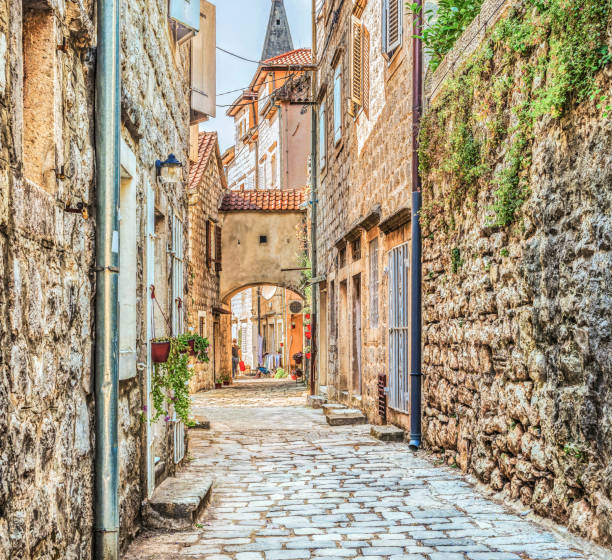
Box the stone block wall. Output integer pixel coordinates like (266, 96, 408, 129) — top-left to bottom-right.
(0, 0, 96, 557)
(187, 133, 226, 392)
(419, 0, 612, 547)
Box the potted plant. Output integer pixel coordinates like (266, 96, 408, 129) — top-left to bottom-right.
(150, 338, 194, 426)
(220, 372, 231, 386)
(176, 333, 195, 355)
(192, 334, 210, 363)
(151, 338, 171, 363)
(214, 379, 223, 389)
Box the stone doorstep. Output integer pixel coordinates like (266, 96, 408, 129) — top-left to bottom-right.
(189, 414, 210, 429)
(326, 408, 367, 426)
(321, 403, 347, 415)
(307, 395, 328, 408)
(144, 476, 213, 530)
(370, 424, 405, 442)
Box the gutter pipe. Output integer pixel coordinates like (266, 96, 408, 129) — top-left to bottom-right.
(409, 0, 423, 451)
(94, 0, 121, 555)
(309, 0, 318, 396)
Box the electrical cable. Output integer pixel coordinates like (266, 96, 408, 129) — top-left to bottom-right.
(216, 45, 264, 64)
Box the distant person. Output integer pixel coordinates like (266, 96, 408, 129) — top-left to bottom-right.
(231, 339, 240, 379)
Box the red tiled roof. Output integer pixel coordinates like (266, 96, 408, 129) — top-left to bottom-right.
(188, 132, 225, 190)
(263, 48, 312, 67)
(220, 189, 307, 212)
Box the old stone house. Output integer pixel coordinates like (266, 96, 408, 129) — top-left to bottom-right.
(0, 0, 216, 556)
(186, 131, 230, 388)
(314, 0, 415, 419)
(312, 0, 612, 548)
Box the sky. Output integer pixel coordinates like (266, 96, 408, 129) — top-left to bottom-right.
(201, 0, 312, 153)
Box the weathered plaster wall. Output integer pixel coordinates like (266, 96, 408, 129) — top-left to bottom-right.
(220, 211, 306, 303)
(420, 0, 612, 546)
(0, 0, 96, 557)
(227, 108, 257, 191)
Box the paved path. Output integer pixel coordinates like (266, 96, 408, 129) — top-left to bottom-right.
(126, 380, 608, 560)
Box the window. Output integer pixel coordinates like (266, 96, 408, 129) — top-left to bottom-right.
(319, 101, 326, 169)
(329, 280, 337, 340)
(198, 312, 207, 338)
(339, 245, 346, 268)
(270, 153, 277, 187)
(214, 224, 222, 273)
(22, 1, 56, 192)
(333, 63, 342, 144)
(350, 17, 370, 117)
(171, 213, 184, 336)
(369, 238, 379, 326)
(382, 0, 403, 58)
(259, 235, 268, 244)
(351, 237, 361, 261)
(206, 220, 212, 268)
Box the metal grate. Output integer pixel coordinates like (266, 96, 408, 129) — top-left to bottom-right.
(388, 242, 410, 411)
(173, 419, 185, 464)
(378, 373, 387, 423)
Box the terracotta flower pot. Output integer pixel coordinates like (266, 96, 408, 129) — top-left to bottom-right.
(187, 339, 195, 355)
(222, 380, 230, 386)
(151, 340, 170, 363)
(215, 382, 222, 389)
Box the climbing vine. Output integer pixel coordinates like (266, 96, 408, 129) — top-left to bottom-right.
(419, 0, 612, 232)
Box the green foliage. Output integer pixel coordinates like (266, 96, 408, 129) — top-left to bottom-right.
(407, 0, 484, 71)
(451, 247, 463, 273)
(563, 442, 587, 462)
(419, 0, 612, 235)
(152, 337, 193, 426)
(500, 248, 510, 258)
(274, 368, 288, 379)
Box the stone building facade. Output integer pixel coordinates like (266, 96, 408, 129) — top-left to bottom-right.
(187, 131, 229, 390)
(314, 0, 415, 429)
(0, 0, 216, 556)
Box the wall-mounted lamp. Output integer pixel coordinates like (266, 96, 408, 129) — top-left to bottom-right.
(155, 153, 183, 182)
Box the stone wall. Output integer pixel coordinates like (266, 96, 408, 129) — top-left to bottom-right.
(187, 132, 226, 392)
(315, 0, 414, 424)
(0, 0, 96, 557)
(420, 0, 612, 547)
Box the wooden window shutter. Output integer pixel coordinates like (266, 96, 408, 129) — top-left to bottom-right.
(190, 0, 216, 124)
(206, 220, 212, 268)
(350, 16, 363, 107)
(215, 225, 222, 272)
(362, 25, 370, 118)
(386, 0, 402, 54)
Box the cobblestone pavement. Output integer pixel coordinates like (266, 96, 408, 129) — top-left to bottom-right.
(126, 380, 609, 560)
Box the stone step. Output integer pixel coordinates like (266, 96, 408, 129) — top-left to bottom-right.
(370, 424, 405, 442)
(322, 403, 347, 415)
(189, 414, 210, 430)
(307, 395, 327, 408)
(326, 408, 367, 426)
(143, 475, 213, 530)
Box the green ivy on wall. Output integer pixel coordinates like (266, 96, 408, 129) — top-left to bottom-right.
(419, 0, 611, 232)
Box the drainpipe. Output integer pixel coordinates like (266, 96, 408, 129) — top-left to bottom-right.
(309, 0, 318, 396)
(94, 0, 120, 554)
(409, 0, 423, 451)
(94, 0, 120, 550)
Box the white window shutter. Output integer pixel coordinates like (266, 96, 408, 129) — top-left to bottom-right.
(350, 16, 363, 107)
(386, 0, 402, 54)
(362, 25, 370, 118)
(319, 101, 326, 169)
(190, 0, 216, 124)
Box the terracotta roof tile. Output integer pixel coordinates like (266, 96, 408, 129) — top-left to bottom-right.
(263, 48, 312, 67)
(188, 132, 220, 190)
(220, 189, 307, 212)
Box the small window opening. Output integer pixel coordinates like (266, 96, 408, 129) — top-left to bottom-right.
(259, 235, 268, 244)
(339, 246, 346, 268)
(276, 19, 280, 25)
(352, 238, 361, 261)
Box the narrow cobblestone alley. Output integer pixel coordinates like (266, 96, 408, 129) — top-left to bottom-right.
(125, 380, 608, 560)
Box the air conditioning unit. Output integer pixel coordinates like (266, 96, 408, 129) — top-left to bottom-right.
(289, 301, 303, 315)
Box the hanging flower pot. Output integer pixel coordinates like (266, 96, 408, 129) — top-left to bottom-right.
(187, 338, 195, 356)
(151, 339, 171, 363)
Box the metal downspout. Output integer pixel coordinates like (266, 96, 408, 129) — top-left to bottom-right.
(94, 0, 120, 554)
(309, 0, 318, 396)
(409, 0, 423, 451)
